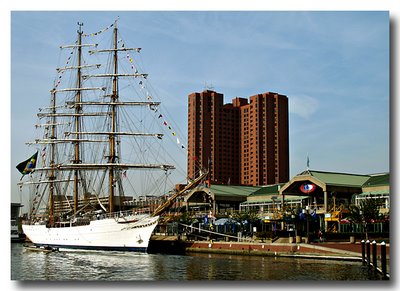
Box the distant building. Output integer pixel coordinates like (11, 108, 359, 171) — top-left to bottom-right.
(11, 203, 24, 242)
(239, 92, 289, 185)
(187, 90, 289, 186)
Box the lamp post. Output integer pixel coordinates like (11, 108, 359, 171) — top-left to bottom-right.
(271, 196, 277, 219)
(360, 210, 368, 240)
(289, 213, 296, 243)
(302, 206, 310, 243)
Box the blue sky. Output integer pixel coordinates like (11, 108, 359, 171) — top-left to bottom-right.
(9, 11, 390, 206)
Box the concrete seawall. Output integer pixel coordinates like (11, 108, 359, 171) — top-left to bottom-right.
(185, 240, 362, 261)
(148, 235, 381, 260)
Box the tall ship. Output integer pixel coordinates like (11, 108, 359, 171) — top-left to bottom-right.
(17, 19, 207, 252)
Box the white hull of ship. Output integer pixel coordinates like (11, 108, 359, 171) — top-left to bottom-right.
(22, 214, 159, 252)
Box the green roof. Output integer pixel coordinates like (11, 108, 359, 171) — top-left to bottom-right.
(362, 173, 390, 187)
(300, 170, 371, 187)
(209, 185, 261, 197)
(205, 171, 389, 200)
(248, 183, 285, 197)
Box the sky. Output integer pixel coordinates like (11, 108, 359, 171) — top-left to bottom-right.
(8, 10, 391, 207)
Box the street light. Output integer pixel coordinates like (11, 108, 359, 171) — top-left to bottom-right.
(303, 206, 310, 243)
(271, 196, 277, 219)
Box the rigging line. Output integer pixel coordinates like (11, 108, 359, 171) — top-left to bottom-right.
(116, 171, 125, 199)
(123, 170, 139, 199)
(163, 170, 171, 197)
(139, 85, 187, 149)
(118, 50, 153, 101)
(54, 45, 64, 89)
(139, 170, 166, 197)
(78, 166, 89, 199)
(121, 99, 186, 179)
(119, 70, 145, 100)
(115, 64, 147, 103)
(157, 102, 188, 146)
(82, 17, 119, 38)
(118, 48, 173, 122)
(62, 170, 74, 212)
(119, 106, 148, 155)
(95, 169, 108, 201)
(152, 123, 187, 175)
(117, 47, 146, 93)
(143, 91, 188, 151)
(125, 111, 168, 194)
(117, 37, 187, 149)
(151, 172, 168, 196)
(82, 168, 108, 212)
(54, 44, 76, 90)
(31, 181, 48, 218)
(115, 41, 168, 118)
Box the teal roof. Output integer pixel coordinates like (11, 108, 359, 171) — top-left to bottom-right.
(362, 173, 390, 187)
(248, 183, 285, 197)
(299, 170, 371, 187)
(205, 171, 389, 200)
(209, 184, 261, 197)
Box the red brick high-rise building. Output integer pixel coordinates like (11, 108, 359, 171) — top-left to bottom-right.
(187, 90, 289, 186)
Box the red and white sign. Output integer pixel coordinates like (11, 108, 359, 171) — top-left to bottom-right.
(300, 183, 316, 194)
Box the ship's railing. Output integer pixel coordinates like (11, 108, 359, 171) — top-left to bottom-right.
(44, 209, 152, 228)
(79, 209, 151, 222)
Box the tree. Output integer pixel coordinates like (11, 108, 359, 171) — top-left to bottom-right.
(347, 198, 383, 240)
(174, 211, 197, 225)
(231, 209, 260, 237)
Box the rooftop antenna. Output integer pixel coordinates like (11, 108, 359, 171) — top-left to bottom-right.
(204, 81, 215, 91)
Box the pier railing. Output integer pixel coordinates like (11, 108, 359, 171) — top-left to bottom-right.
(179, 222, 254, 242)
(153, 222, 254, 242)
(361, 240, 389, 280)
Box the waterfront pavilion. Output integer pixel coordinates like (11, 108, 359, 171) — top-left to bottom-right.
(182, 170, 389, 234)
(279, 170, 372, 231)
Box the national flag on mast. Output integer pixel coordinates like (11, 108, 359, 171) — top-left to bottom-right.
(16, 151, 38, 177)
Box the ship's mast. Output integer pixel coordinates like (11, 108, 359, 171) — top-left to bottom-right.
(23, 20, 177, 219)
(108, 23, 119, 213)
(48, 90, 56, 225)
(73, 22, 83, 214)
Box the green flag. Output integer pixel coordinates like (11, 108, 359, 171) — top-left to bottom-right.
(16, 151, 38, 176)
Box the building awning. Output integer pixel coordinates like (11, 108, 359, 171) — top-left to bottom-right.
(356, 190, 390, 197)
(241, 195, 308, 205)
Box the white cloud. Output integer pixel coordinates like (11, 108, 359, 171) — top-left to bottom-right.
(289, 94, 319, 119)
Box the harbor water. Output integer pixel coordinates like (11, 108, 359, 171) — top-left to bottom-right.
(11, 243, 381, 281)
